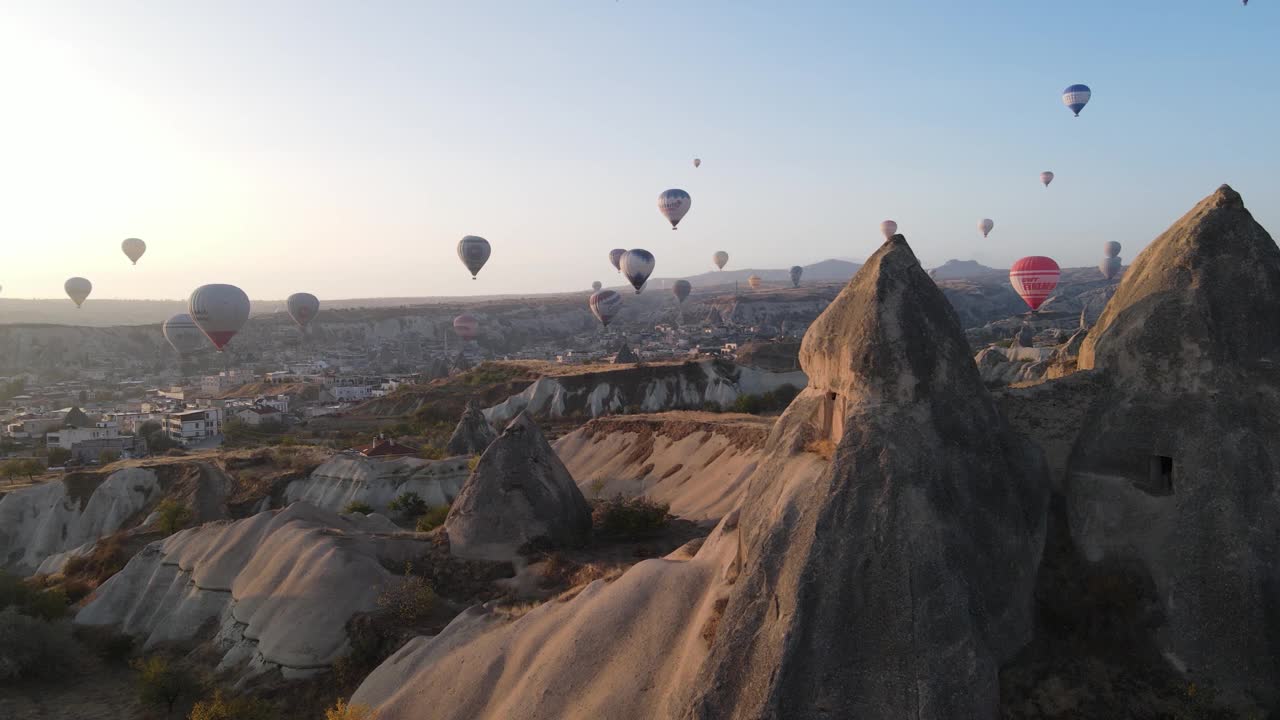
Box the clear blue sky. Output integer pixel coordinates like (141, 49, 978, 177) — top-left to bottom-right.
(0, 1, 1275, 300)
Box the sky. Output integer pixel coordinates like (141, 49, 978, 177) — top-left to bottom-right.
(0, 1, 1276, 301)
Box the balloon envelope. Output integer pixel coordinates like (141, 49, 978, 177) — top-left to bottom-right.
(621, 249, 655, 294)
(162, 313, 207, 355)
(979, 218, 995, 238)
(1062, 84, 1091, 116)
(1099, 256, 1123, 281)
(658, 189, 691, 229)
(457, 236, 491, 279)
(189, 284, 251, 351)
(790, 265, 803, 288)
(65, 277, 92, 308)
(1040, 171, 1054, 187)
(1009, 257, 1061, 311)
(286, 292, 320, 328)
(609, 248, 626, 273)
(672, 279, 691, 303)
(693, 158, 701, 168)
(592, 281, 602, 292)
(589, 290, 623, 327)
(880, 220, 898, 240)
(1103, 241, 1122, 258)
(713, 251, 729, 270)
(747, 275, 762, 290)
(121, 238, 146, 265)
(453, 314, 480, 341)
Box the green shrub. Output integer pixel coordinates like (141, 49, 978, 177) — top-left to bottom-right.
(592, 496, 671, 539)
(0, 607, 78, 681)
(156, 499, 193, 536)
(415, 506, 450, 532)
(324, 698, 379, 720)
(98, 450, 121, 465)
(387, 492, 428, 519)
(133, 655, 203, 717)
(344, 501, 375, 515)
(419, 445, 445, 460)
(0, 572, 68, 620)
(47, 447, 72, 466)
(189, 689, 276, 720)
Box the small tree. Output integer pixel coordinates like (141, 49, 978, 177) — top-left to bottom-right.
(343, 501, 375, 515)
(1, 460, 19, 485)
(325, 698, 379, 720)
(188, 690, 276, 720)
(155, 500, 192, 536)
(19, 458, 44, 480)
(133, 655, 203, 718)
(47, 447, 72, 466)
(387, 492, 428, 519)
(414, 505, 450, 532)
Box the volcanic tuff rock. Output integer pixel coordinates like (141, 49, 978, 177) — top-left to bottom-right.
(612, 342, 638, 364)
(445, 399, 497, 456)
(685, 236, 1049, 719)
(1069, 185, 1280, 708)
(444, 413, 591, 561)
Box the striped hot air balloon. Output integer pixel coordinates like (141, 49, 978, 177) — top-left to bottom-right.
(609, 248, 626, 273)
(189, 284, 250, 351)
(747, 275, 762, 290)
(162, 313, 207, 355)
(658, 189, 691, 229)
(453, 314, 480, 341)
(457, 236, 491, 279)
(589, 290, 623, 327)
(621, 249, 655, 294)
(1040, 171, 1055, 187)
(286, 292, 320, 328)
(1062, 84, 1091, 116)
(1009, 256, 1061, 311)
(1103, 241, 1121, 258)
(672, 279, 691, 304)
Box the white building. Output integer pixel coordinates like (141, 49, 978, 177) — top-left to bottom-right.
(166, 408, 224, 446)
(46, 421, 120, 450)
(330, 385, 373, 402)
(234, 406, 283, 426)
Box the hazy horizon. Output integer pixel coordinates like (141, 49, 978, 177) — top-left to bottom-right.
(1, 1, 1276, 301)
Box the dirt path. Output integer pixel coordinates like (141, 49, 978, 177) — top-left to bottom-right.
(0, 659, 144, 720)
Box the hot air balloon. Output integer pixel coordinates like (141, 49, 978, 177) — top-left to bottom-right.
(286, 292, 320, 328)
(693, 158, 701, 168)
(1009, 256, 1061, 312)
(65, 278, 92, 308)
(1103, 241, 1121, 258)
(881, 220, 898, 240)
(121, 238, 146, 265)
(162, 313, 207, 355)
(1099, 256, 1122, 281)
(672, 279, 691, 304)
(589, 290, 623, 327)
(658, 189, 691, 229)
(609, 248, 626, 273)
(453, 314, 480, 341)
(979, 218, 995, 238)
(1062, 84, 1091, 117)
(457, 236, 491, 279)
(592, 281, 602, 292)
(189, 284, 250, 351)
(713, 251, 729, 270)
(790, 265, 803, 288)
(748, 275, 762, 290)
(1040, 171, 1055, 187)
(621, 249, 655, 294)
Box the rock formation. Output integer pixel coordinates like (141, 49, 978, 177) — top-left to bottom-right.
(685, 235, 1049, 719)
(445, 413, 592, 561)
(445, 399, 497, 456)
(1069, 185, 1280, 708)
(613, 342, 638, 364)
(285, 454, 469, 514)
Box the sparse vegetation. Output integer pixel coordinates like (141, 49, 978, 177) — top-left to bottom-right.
(134, 655, 204, 717)
(415, 505, 450, 532)
(325, 698, 379, 720)
(0, 571, 69, 621)
(47, 446, 72, 466)
(730, 384, 799, 415)
(62, 532, 131, 587)
(803, 438, 835, 460)
(188, 689, 276, 720)
(99, 449, 121, 465)
(344, 501, 375, 515)
(0, 607, 78, 681)
(376, 564, 436, 625)
(419, 445, 446, 460)
(591, 495, 671, 539)
(156, 499, 193, 535)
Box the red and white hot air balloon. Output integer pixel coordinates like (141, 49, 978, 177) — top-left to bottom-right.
(286, 292, 320, 328)
(589, 290, 623, 327)
(453, 313, 480, 341)
(188, 284, 251, 351)
(1009, 256, 1060, 312)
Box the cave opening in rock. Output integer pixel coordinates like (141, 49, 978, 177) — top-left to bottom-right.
(1146, 455, 1174, 496)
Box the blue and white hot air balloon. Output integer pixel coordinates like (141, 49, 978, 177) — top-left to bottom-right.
(620, 249, 655, 294)
(1062, 84, 1091, 117)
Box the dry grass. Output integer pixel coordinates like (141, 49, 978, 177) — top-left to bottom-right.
(700, 597, 730, 648)
(803, 438, 835, 460)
